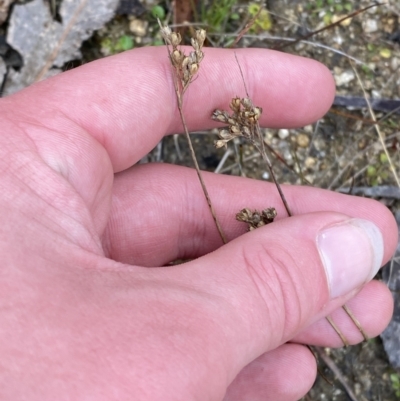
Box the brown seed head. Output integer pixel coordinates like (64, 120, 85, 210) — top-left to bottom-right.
(246, 113, 256, 124)
(160, 25, 172, 39)
(171, 49, 183, 65)
(191, 38, 199, 51)
(170, 32, 181, 47)
(212, 110, 228, 123)
(236, 208, 251, 222)
(218, 129, 233, 140)
(230, 97, 241, 111)
(241, 98, 252, 109)
(230, 125, 241, 134)
(189, 51, 198, 62)
(215, 139, 228, 149)
(242, 126, 251, 138)
(189, 63, 199, 75)
(196, 29, 206, 47)
(182, 56, 190, 69)
(262, 208, 277, 221)
(253, 107, 262, 120)
(196, 50, 204, 63)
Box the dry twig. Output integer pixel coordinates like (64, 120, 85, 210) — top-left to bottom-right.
(315, 347, 360, 401)
(272, 2, 385, 52)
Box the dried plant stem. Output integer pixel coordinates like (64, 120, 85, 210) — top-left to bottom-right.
(229, 2, 263, 48)
(350, 61, 400, 188)
(212, 58, 355, 347)
(211, 58, 295, 220)
(342, 304, 369, 341)
(254, 139, 292, 216)
(326, 316, 349, 346)
(159, 20, 228, 245)
(315, 347, 360, 401)
(176, 95, 228, 244)
(307, 345, 333, 385)
(227, 55, 356, 346)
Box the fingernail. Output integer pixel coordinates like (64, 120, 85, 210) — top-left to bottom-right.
(317, 219, 384, 299)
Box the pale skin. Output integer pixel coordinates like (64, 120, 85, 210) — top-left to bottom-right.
(0, 47, 397, 401)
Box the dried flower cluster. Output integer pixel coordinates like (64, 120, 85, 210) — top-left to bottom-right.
(159, 24, 206, 92)
(212, 97, 263, 148)
(236, 207, 277, 231)
(157, 21, 228, 244)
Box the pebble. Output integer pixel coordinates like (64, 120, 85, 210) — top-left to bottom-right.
(278, 129, 289, 139)
(363, 19, 378, 33)
(304, 124, 313, 133)
(282, 149, 293, 162)
(304, 174, 314, 184)
(304, 156, 316, 169)
(372, 89, 380, 99)
(391, 57, 399, 71)
(264, 130, 274, 141)
(296, 133, 310, 148)
(334, 69, 355, 87)
(129, 18, 148, 37)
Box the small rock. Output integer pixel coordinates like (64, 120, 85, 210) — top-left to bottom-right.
(304, 156, 316, 169)
(282, 149, 293, 162)
(334, 69, 355, 87)
(264, 130, 274, 141)
(278, 129, 289, 139)
(363, 19, 378, 33)
(304, 125, 313, 133)
(372, 89, 380, 99)
(129, 18, 148, 37)
(391, 57, 399, 71)
(296, 133, 310, 148)
(333, 34, 343, 46)
(304, 174, 314, 184)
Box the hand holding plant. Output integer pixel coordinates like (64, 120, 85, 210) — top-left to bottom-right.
(0, 45, 396, 400)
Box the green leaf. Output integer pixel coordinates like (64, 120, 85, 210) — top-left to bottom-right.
(151, 5, 165, 19)
(367, 165, 377, 177)
(117, 35, 134, 51)
(390, 372, 400, 384)
(380, 152, 388, 164)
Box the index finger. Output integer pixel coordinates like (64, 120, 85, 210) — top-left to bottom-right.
(3, 47, 335, 172)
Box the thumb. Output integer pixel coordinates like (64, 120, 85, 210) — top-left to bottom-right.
(178, 212, 384, 372)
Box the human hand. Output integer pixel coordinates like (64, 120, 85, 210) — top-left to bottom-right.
(0, 47, 397, 401)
